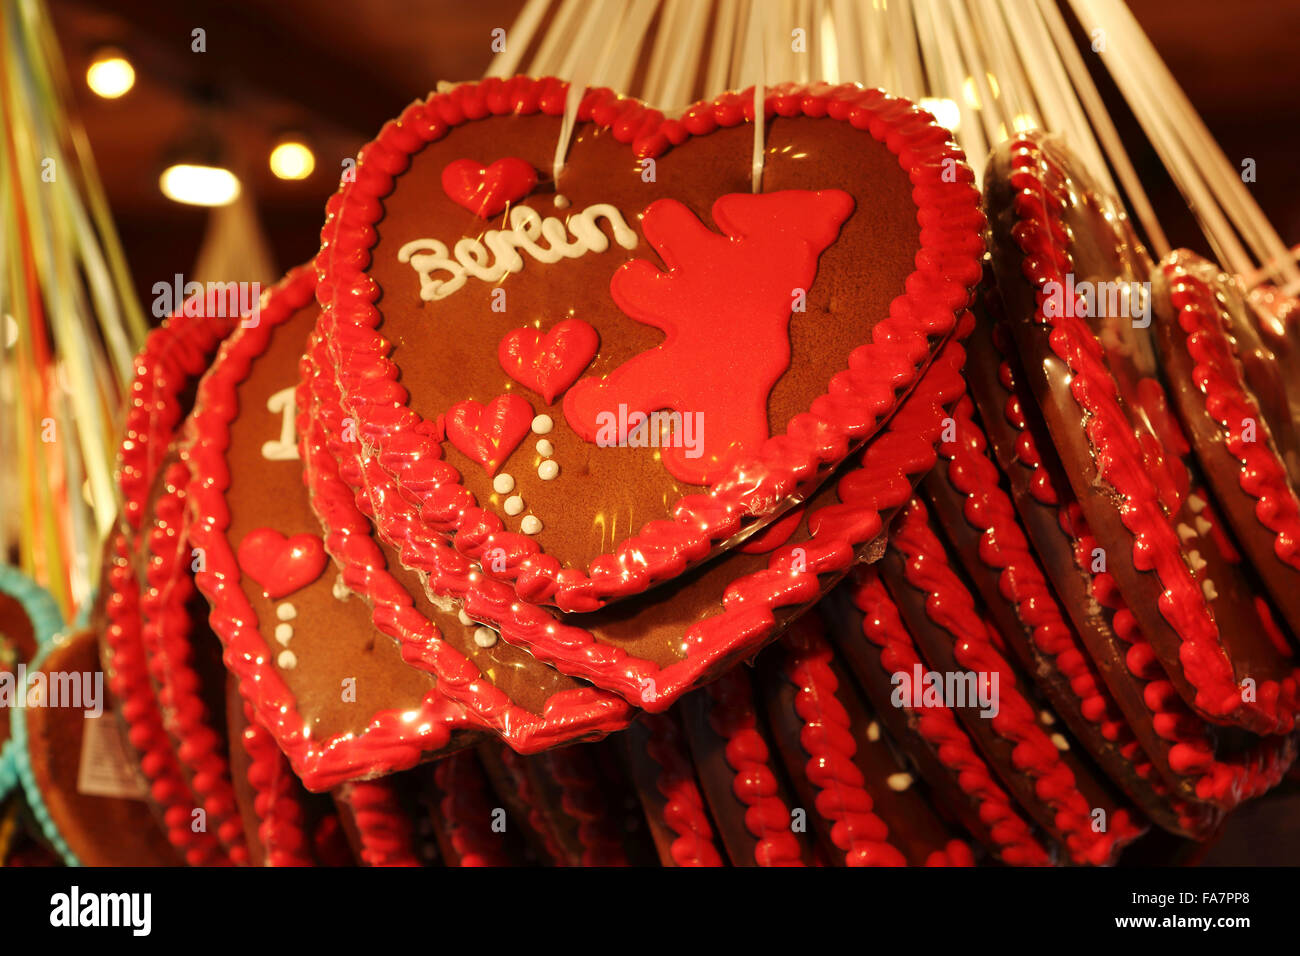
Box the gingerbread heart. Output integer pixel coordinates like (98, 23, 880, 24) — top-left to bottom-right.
(441, 157, 537, 218)
(236, 528, 328, 599)
(444, 394, 534, 476)
(498, 318, 599, 405)
(315, 78, 982, 615)
(984, 133, 1300, 736)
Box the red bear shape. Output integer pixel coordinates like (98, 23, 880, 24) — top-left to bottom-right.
(563, 189, 854, 485)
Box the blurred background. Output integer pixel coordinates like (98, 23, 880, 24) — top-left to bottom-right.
(46, 0, 1300, 308)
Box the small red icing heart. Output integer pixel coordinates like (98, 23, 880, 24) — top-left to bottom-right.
(237, 529, 328, 599)
(445, 394, 534, 476)
(498, 319, 600, 405)
(441, 157, 537, 219)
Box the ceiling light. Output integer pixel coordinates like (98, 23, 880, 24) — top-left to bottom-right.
(159, 163, 241, 206)
(269, 139, 315, 180)
(86, 50, 134, 99)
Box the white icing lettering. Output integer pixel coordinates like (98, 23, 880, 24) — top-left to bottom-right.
(398, 201, 638, 302)
(261, 386, 299, 461)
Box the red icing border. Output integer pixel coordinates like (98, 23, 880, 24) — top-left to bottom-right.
(185, 265, 483, 791)
(705, 668, 805, 866)
(433, 752, 513, 866)
(313, 76, 983, 614)
(996, 353, 1296, 810)
(848, 566, 1051, 865)
(1163, 252, 1300, 571)
(887, 497, 1145, 864)
(641, 712, 725, 867)
(310, 306, 969, 714)
(1002, 135, 1300, 731)
(140, 459, 249, 862)
(541, 746, 630, 866)
(300, 329, 636, 752)
(238, 701, 315, 866)
(778, 621, 910, 866)
(336, 778, 420, 866)
(107, 300, 242, 866)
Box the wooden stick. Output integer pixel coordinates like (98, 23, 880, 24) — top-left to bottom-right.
(486, 0, 553, 78)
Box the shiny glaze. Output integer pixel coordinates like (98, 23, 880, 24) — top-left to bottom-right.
(848, 567, 1052, 865)
(885, 497, 1146, 864)
(313, 75, 983, 613)
(991, 134, 1299, 733)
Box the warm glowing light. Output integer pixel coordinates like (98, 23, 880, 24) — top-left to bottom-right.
(1012, 113, 1038, 133)
(86, 52, 135, 99)
(920, 97, 961, 132)
(269, 140, 316, 180)
(159, 164, 241, 206)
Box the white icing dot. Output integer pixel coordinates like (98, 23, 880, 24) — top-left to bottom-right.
(1039, 710, 1055, 726)
(277, 650, 298, 670)
(275, 623, 294, 646)
(1188, 493, 1207, 513)
(493, 473, 515, 494)
(886, 772, 913, 792)
(332, 575, 350, 601)
(536, 438, 554, 457)
(458, 609, 474, 627)
(1202, 578, 1219, 601)
(1050, 733, 1070, 751)
(276, 603, 297, 621)
(1194, 516, 1213, 536)
(473, 626, 498, 648)
(865, 721, 880, 742)
(531, 414, 554, 434)
(504, 495, 525, 516)
(521, 515, 543, 535)
(1187, 550, 1207, 572)
(553, 194, 571, 209)
(1175, 522, 1197, 543)
(538, 459, 559, 481)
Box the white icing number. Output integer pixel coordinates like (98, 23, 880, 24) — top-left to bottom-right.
(397, 202, 638, 302)
(261, 385, 299, 461)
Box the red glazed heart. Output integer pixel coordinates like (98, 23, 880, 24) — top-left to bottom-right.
(445, 394, 534, 476)
(237, 528, 328, 599)
(498, 318, 599, 405)
(441, 157, 537, 219)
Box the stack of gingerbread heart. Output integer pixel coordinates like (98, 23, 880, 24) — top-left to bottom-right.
(38, 79, 1296, 867)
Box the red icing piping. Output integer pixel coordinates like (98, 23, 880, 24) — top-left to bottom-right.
(937, 400, 1149, 763)
(185, 265, 482, 791)
(107, 301, 242, 866)
(104, 536, 230, 866)
(309, 305, 968, 716)
(493, 746, 570, 865)
(336, 779, 421, 867)
(641, 713, 725, 867)
(888, 497, 1145, 864)
(778, 623, 909, 866)
(140, 460, 249, 862)
(1164, 256, 1300, 570)
(542, 746, 630, 866)
(995, 346, 1297, 810)
(239, 702, 314, 866)
(849, 566, 1052, 865)
(313, 76, 983, 614)
(705, 668, 805, 867)
(1004, 136, 1300, 730)
(300, 329, 636, 752)
(433, 753, 512, 867)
